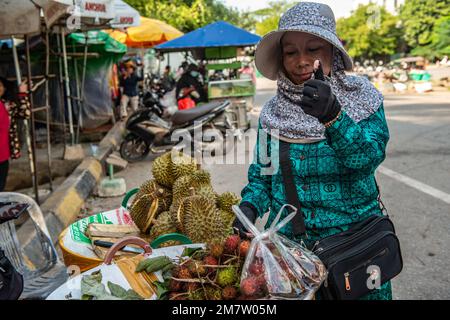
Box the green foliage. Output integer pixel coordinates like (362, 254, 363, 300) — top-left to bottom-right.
(123, 0, 242, 33)
(399, 0, 449, 47)
(252, 1, 296, 35)
(336, 4, 404, 61)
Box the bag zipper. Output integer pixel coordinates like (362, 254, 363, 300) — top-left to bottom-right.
(314, 216, 389, 257)
(343, 248, 388, 291)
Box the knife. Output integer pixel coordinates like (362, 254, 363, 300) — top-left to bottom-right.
(93, 240, 145, 254)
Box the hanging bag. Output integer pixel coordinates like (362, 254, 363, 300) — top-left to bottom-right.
(279, 140, 403, 300)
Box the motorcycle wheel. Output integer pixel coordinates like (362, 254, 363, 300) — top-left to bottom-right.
(120, 133, 150, 162)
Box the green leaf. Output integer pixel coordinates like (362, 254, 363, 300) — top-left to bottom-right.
(107, 281, 144, 300)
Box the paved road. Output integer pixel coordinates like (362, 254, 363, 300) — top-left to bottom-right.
(86, 78, 450, 299)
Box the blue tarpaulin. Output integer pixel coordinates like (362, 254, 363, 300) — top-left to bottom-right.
(155, 21, 261, 52)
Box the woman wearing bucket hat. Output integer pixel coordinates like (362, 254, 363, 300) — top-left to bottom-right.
(234, 2, 392, 300)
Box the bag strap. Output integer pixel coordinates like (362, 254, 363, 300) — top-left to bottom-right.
(279, 140, 307, 236)
(375, 179, 389, 216)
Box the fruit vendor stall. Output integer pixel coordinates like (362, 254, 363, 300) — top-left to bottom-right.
(51, 151, 327, 300)
(155, 21, 262, 131)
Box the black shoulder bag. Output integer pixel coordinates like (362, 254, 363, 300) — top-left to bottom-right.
(279, 140, 403, 300)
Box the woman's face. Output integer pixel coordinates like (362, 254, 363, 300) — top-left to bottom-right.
(281, 32, 333, 85)
(0, 81, 5, 98)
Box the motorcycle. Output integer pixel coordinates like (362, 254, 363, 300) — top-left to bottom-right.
(120, 89, 241, 162)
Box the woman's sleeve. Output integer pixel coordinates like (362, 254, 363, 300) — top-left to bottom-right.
(325, 104, 389, 172)
(240, 123, 273, 218)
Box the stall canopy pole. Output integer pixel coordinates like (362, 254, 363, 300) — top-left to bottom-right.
(76, 32, 89, 144)
(72, 38, 81, 144)
(61, 29, 75, 145)
(25, 35, 40, 204)
(12, 36, 39, 203)
(56, 33, 68, 148)
(45, 31, 53, 191)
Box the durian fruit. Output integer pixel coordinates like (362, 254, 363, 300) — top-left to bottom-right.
(149, 211, 177, 240)
(179, 194, 230, 244)
(170, 151, 198, 181)
(217, 192, 240, 213)
(218, 209, 236, 229)
(172, 170, 213, 204)
(151, 152, 174, 188)
(130, 180, 172, 233)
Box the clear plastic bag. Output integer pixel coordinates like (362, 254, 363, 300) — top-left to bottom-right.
(232, 204, 327, 300)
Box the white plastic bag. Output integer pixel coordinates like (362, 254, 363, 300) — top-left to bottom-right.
(233, 204, 327, 300)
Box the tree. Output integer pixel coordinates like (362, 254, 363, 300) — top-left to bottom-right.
(251, 1, 295, 35)
(336, 4, 404, 61)
(399, 0, 449, 48)
(123, 0, 242, 33)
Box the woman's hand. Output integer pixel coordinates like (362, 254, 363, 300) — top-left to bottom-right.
(301, 60, 341, 124)
(232, 203, 257, 239)
(18, 80, 28, 94)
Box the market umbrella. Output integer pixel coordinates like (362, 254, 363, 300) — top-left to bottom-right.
(107, 17, 183, 48)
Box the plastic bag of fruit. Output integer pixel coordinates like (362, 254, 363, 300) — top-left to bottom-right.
(232, 204, 327, 300)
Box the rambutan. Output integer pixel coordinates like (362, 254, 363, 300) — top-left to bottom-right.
(208, 242, 224, 259)
(248, 259, 265, 276)
(203, 255, 218, 274)
(240, 276, 263, 297)
(222, 286, 238, 300)
(187, 260, 207, 277)
(168, 279, 183, 292)
(224, 234, 241, 254)
(238, 240, 251, 257)
(184, 281, 200, 292)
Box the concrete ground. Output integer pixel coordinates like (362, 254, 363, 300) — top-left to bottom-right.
(85, 74, 450, 300)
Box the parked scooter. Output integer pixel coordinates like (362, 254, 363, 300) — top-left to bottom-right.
(120, 89, 240, 162)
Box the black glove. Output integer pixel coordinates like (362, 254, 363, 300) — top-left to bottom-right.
(232, 203, 257, 238)
(301, 62, 341, 124)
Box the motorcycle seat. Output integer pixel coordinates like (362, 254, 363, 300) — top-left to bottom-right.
(171, 100, 229, 125)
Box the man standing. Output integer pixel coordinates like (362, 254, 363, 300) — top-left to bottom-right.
(119, 62, 143, 120)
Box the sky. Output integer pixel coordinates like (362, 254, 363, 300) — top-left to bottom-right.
(222, 0, 404, 18)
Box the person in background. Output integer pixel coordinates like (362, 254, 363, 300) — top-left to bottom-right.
(0, 77, 30, 191)
(175, 63, 207, 104)
(161, 65, 176, 92)
(175, 61, 188, 81)
(119, 62, 143, 120)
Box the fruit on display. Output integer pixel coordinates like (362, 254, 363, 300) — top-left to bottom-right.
(129, 151, 242, 246)
(129, 180, 171, 233)
(135, 235, 256, 300)
(149, 211, 177, 241)
(217, 191, 240, 213)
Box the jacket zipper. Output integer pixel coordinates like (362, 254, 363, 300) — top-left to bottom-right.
(314, 216, 388, 257)
(343, 248, 388, 291)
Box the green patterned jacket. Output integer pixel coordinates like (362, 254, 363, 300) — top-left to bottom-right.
(240, 104, 389, 243)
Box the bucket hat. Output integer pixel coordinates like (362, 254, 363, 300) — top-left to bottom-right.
(255, 2, 353, 80)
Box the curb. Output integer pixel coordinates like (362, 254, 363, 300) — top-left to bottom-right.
(17, 121, 125, 251)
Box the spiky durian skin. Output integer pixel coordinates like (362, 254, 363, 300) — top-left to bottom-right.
(181, 196, 228, 244)
(172, 175, 194, 204)
(151, 152, 174, 188)
(149, 211, 177, 240)
(218, 209, 236, 229)
(129, 179, 172, 233)
(170, 151, 197, 181)
(217, 192, 240, 213)
(196, 185, 217, 202)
